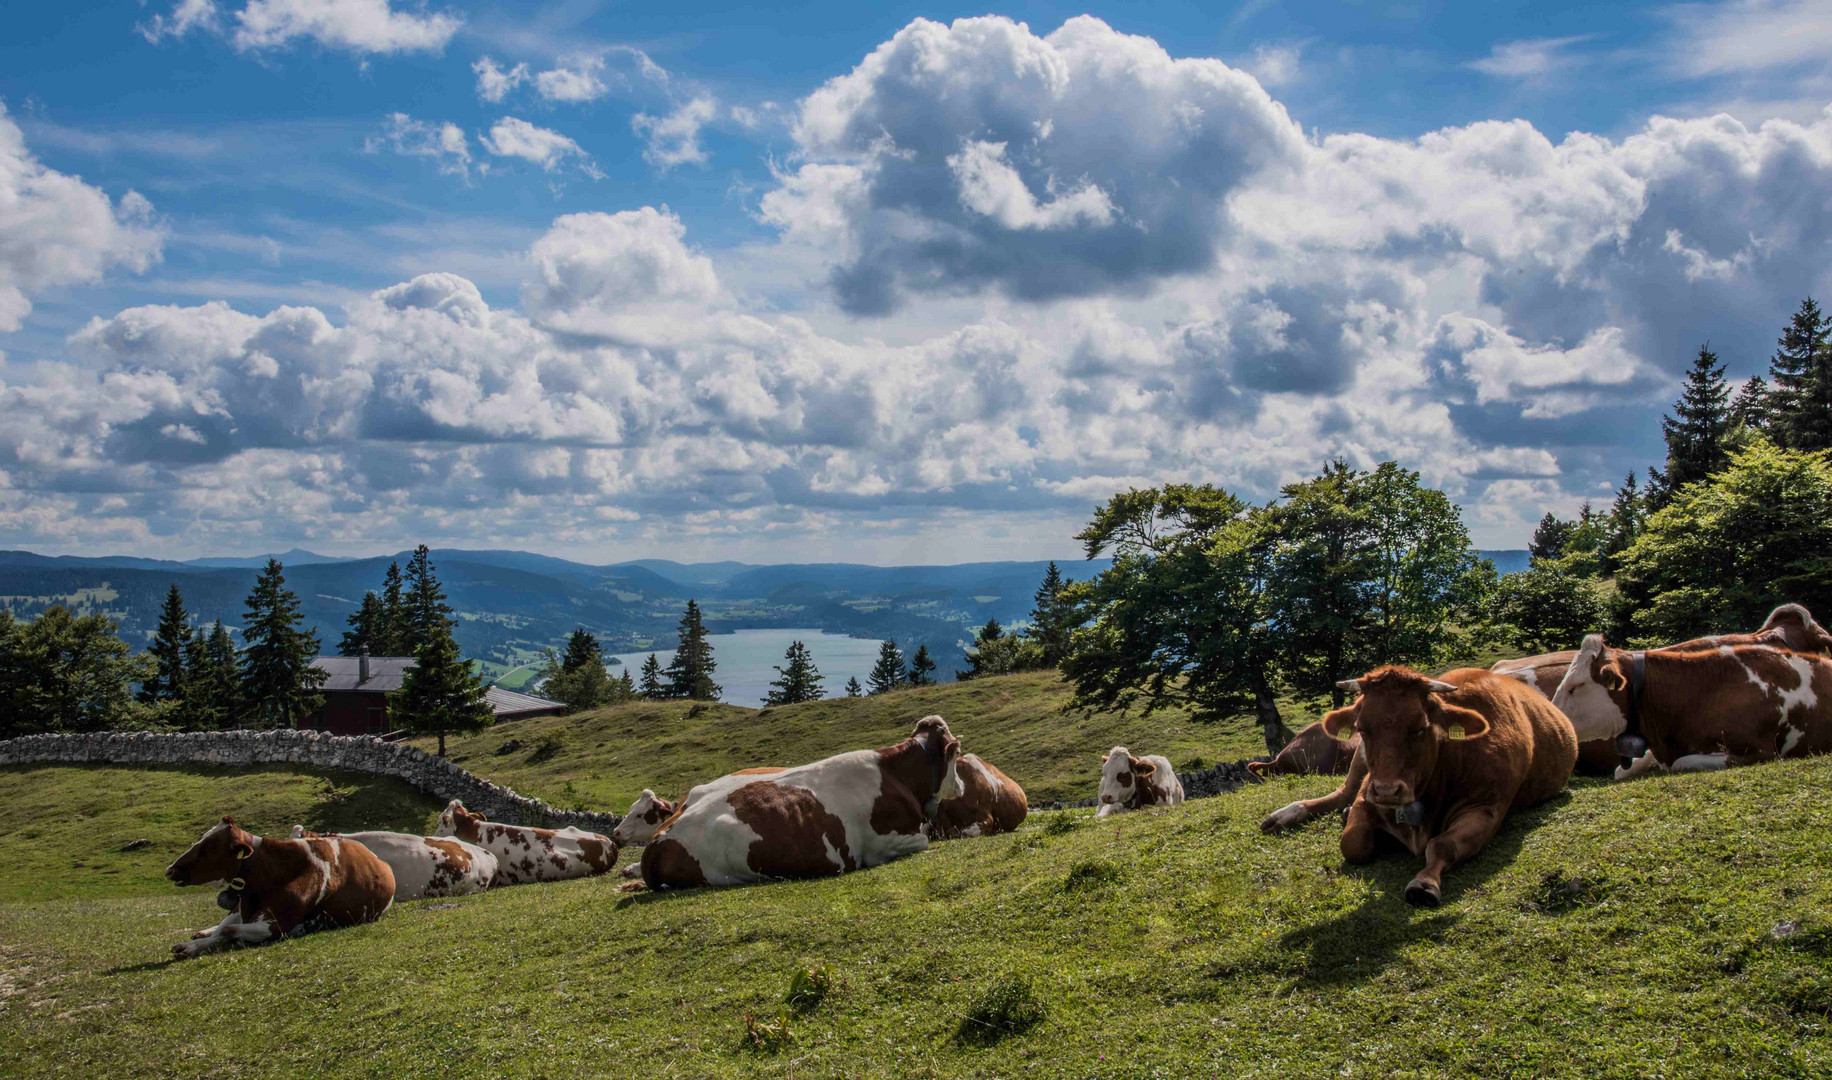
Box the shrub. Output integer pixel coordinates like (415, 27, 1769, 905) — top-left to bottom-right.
(1519, 870, 1611, 914)
(955, 974, 1047, 1046)
(1041, 813, 1083, 837)
(740, 1011, 794, 1053)
(526, 734, 564, 764)
(1063, 859, 1124, 891)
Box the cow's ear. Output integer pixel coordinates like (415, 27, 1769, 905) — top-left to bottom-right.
(640, 789, 655, 799)
(1131, 757, 1155, 777)
(943, 736, 962, 762)
(1321, 705, 1358, 740)
(220, 815, 236, 825)
(1427, 700, 1489, 740)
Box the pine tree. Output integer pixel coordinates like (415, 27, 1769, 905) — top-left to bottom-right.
(339, 592, 384, 656)
(663, 601, 720, 701)
(1657, 343, 1731, 499)
(638, 653, 664, 699)
(1769, 297, 1832, 451)
(560, 628, 601, 672)
(1025, 562, 1076, 665)
(238, 559, 324, 729)
(1602, 471, 1645, 575)
(140, 583, 193, 704)
(186, 620, 242, 730)
(1528, 512, 1573, 563)
(1729, 375, 1770, 431)
(844, 676, 862, 697)
(907, 644, 937, 686)
(765, 640, 824, 705)
(615, 670, 637, 701)
(867, 640, 905, 695)
(392, 629, 492, 756)
(376, 561, 407, 654)
(401, 545, 453, 657)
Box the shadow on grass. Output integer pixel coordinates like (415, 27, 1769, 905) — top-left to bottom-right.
(1264, 789, 1574, 988)
(104, 956, 185, 976)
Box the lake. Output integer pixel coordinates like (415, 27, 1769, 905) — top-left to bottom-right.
(608, 628, 891, 707)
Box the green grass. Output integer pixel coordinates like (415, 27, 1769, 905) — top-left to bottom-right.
(0, 765, 442, 904)
(413, 670, 1277, 811)
(1, 757, 1828, 1078)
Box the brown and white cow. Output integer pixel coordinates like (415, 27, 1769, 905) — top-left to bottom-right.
(1551, 634, 1832, 777)
(1261, 666, 1577, 907)
(165, 816, 395, 958)
(1095, 746, 1185, 818)
(1247, 722, 1361, 779)
(932, 753, 1028, 838)
(639, 716, 964, 889)
(1491, 652, 1619, 775)
(432, 802, 618, 885)
(290, 826, 497, 900)
(611, 767, 788, 847)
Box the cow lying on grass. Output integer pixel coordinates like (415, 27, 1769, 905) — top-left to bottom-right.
(640, 716, 965, 889)
(1248, 722, 1361, 779)
(433, 802, 618, 885)
(611, 768, 787, 847)
(1552, 634, 1832, 777)
(1095, 746, 1184, 817)
(165, 816, 395, 958)
(933, 753, 1028, 838)
(1261, 666, 1577, 907)
(290, 826, 497, 900)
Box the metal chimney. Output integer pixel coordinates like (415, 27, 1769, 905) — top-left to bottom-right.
(359, 647, 370, 684)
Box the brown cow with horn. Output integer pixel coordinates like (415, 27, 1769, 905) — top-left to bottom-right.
(1247, 721, 1361, 779)
(165, 816, 395, 958)
(1260, 665, 1577, 907)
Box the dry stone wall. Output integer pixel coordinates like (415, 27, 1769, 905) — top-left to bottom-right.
(0, 729, 622, 832)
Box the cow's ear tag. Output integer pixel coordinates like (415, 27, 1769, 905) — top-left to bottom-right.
(1336, 727, 1354, 741)
(1447, 724, 1466, 740)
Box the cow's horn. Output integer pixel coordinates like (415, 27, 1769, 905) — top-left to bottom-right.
(1335, 679, 1362, 693)
(1424, 679, 1457, 693)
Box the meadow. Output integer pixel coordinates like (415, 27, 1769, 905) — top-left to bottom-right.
(2, 743, 1829, 1077)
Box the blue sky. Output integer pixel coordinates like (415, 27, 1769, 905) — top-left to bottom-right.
(1, 1, 1830, 562)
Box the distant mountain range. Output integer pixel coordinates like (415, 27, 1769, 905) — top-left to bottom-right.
(0, 546, 1530, 677)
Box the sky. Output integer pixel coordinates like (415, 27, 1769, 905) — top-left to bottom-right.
(1, 1, 1830, 564)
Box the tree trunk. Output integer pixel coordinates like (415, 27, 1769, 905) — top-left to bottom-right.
(1255, 689, 1294, 756)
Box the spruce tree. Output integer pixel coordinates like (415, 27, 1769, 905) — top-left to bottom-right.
(844, 676, 863, 697)
(238, 559, 324, 729)
(1769, 297, 1832, 451)
(1729, 375, 1770, 431)
(1025, 562, 1075, 665)
(188, 620, 242, 730)
(1528, 512, 1573, 563)
(907, 644, 937, 686)
(401, 545, 453, 657)
(141, 583, 193, 704)
(392, 629, 492, 755)
(1602, 471, 1645, 575)
(561, 628, 601, 672)
(339, 592, 384, 656)
(867, 640, 905, 695)
(765, 640, 824, 705)
(1658, 343, 1731, 497)
(663, 600, 720, 701)
(638, 653, 664, 699)
(615, 670, 637, 701)
(376, 561, 407, 654)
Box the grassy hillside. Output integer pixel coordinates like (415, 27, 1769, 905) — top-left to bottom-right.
(0, 765, 442, 904)
(415, 670, 1276, 811)
(2, 757, 1829, 1079)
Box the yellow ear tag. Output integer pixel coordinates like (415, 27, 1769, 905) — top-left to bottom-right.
(1336, 728, 1354, 742)
(232, 845, 253, 860)
(1447, 724, 1466, 740)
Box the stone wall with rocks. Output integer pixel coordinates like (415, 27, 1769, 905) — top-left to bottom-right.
(1033, 759, 1262, 810)
(0, 729, 622, 833)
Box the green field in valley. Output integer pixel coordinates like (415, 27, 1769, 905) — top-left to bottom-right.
(2, 749, 1829, 1079)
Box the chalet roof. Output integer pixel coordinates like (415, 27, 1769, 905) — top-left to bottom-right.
(312, 655, 416, 692)
(310, 655, 563, 717)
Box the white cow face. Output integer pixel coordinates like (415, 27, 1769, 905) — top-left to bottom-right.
(1551, 635, 1630, 742)
(612, 790, 671, 846)
(1097, 746, 1151, 814)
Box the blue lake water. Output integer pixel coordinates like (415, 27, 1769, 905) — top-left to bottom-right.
(607, 628, 890, 707)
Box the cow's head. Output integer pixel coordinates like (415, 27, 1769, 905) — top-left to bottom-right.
(611, 789, 675, 846)
(433, 800, 486, 844)
(166, 816, 255, 888)
(913, 715, 965, 802)
(1097, 746, 1156, 811)
(1324, 667, 1488, 810)
(1549, 634, 1630, 743)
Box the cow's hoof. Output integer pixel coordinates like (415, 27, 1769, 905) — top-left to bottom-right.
(1260, 803, 1305, 834)
(1404, 879, 1441, 908)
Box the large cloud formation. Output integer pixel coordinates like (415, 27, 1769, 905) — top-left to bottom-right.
(6, 16, 1832, 557)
